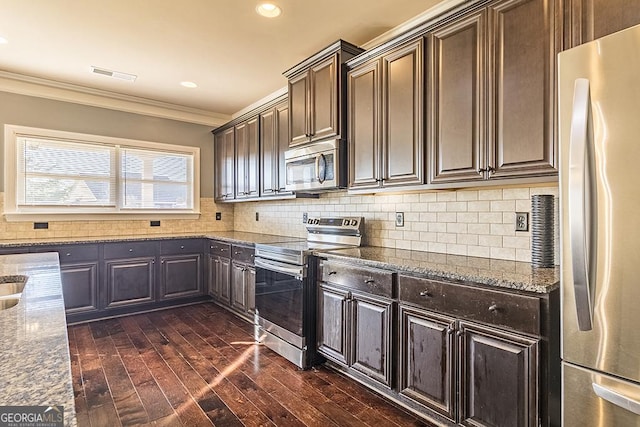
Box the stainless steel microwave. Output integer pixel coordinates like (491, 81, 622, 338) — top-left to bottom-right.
(284, 139, 346, 192)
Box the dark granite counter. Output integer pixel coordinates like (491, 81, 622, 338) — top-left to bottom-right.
(0, 252, 76, 426)
(315, 246, 559, 294)
(0, 231, 302, 249)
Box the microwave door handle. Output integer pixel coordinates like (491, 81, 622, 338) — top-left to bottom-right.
(317, 154, 326, 184)
(569, 78, 594, 331)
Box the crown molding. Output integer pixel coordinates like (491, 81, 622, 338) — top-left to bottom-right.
(0, 70, 231, 127)
(361, 0, 469, 49)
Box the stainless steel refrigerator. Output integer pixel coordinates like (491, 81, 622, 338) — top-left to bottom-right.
(559, 24, 640, 426)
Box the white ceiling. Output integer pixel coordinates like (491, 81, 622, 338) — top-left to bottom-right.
(0, 0, 446, 121)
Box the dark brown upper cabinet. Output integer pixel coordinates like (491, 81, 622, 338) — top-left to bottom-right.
(567, 0, 640, 48)
(234, 117, 260, 199)
(260, 101, 291, 197)
(487, 0, 559, 179)
(428, 11, 487, 184)
(428, 0, 559, 184)
(348, 38, 425, 190)
(284, 40, 363, 147)
(214, 127, 234, 201)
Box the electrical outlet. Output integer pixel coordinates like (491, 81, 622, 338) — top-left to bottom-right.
(515, 212, 529, 231)
(150, 220, 161, 227)
(302, 212, 308, 223)
(395, 212, 405, 227)
(255, 212, 259, 221)
(215, 212, 222, 221)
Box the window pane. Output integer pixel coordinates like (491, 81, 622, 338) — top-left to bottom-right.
(18, 137, 116, 207)
(121, 148, 193, 209)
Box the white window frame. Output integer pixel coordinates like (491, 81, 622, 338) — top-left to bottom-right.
(4, 125, 200, 221)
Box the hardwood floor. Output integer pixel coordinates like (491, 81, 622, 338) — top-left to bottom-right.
(68, 303, 432, 426)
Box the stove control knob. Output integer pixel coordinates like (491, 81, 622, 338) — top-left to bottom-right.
(351, 220, 358, 226)
(313, 219, 320, 225)
(307, 219, 313, 224)
(343, 219, 349, 226)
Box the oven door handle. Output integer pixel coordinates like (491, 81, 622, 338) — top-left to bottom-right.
(255, 258, 305, 278)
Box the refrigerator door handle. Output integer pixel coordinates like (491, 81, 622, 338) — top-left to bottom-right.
(569, 78, 594, 331)
(593, 383, 640, 416)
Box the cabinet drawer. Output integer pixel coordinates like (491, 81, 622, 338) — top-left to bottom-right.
(32, 244, 100, 263)
(232, 245, 254, 265)
(208, 240, 231, 257)
(103, 241, 157, 259)
(160, 239, 203, 255)
(320, 260, 394, 298)
(398, 275, 541, 336)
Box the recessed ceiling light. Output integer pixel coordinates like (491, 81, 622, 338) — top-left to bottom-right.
(91, 66, 137, 82)
(0, 37, 8, 44)
(256, 2, 282, 18)
(180, 81, 198, 88)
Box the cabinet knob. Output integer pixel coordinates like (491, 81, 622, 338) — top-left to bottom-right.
(128, 248, 133, 252)
(210, 246, 214, 249)
(488, 303, 499, 313)
(66, 253, 71, 257)
(419, 290, 431, 297)
(180, 245, 185, 249)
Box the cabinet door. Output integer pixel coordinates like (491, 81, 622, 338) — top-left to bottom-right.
(275, 103, 290, 193)
(399, 305, 456, 421)
(317, 283, 350, 365)
(260, 108, 277, 196)
(246, 117, 259, 197)
(60, 262, 99, 314)
(207, 254, 217, 297)
(348, 59, 381, 189)
(235, 122, 248, 198)
(458, 321, 538, 427)
(105, 257, 155, 308)
(289, 72, 310, 146)
(569, 0, 640, 47)
(217, 256, 231, 305)
(488, 0, 558, 178)
(382, 38, 424, 187)
(351, 292, 393, 388)
(310, 54, 339, 141)
(429, 12, 486, 183)
(160, 254, 202, 299)
(215, 127, 235, 201)
(231, 262, 247, 312)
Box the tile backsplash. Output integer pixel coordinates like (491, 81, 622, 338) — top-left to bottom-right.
(0, 194, 234, 240)
(0, 185, 559, 264)
(234, 185, 560, 264)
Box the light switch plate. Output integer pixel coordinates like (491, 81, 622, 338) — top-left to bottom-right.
(515, 212, 529, 231)
(395, 212, 404, 227)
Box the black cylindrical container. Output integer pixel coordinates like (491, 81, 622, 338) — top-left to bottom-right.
(531, 194, 555, 268)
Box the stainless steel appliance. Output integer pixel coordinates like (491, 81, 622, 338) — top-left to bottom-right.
(284, 139, 346, 192)
(559, 24, 640, 426)
(254, 216, 364, 368)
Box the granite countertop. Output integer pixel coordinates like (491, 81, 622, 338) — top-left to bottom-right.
(0, 231, 303, 248)
(316, 246, 559, 294)
(0, 253, 76, 426)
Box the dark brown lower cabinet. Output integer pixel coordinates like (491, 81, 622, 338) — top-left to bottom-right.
(60, 262, 99, 314)
(459, 322, 538, 427)
(317, 282, 394, 389)
(104, 257, 156, 309)
(159, 254, 202, 299)
(399, 305, 456, 420)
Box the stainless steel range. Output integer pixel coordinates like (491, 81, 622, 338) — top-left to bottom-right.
(254, 216, 364, 369)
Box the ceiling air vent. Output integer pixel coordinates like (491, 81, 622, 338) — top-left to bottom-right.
(90, 66, 137, 82)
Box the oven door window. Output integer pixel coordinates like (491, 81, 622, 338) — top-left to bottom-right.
(255, 268, 303, 336)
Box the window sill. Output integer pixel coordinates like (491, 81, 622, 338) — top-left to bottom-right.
(3, 212, 201, 222)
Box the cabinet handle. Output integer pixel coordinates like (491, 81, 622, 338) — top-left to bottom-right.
(234, 251, 240, 255)
(364, 279, 375, 284)
(419, 290, 431, 297)
(66, 253, 71, 257)
(488, 303, 499, 313)
(447, 327, 454, 336)
(328, 271, 337, 275)
(479, 166, 496, 173)
(456, 330, 463, 338)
